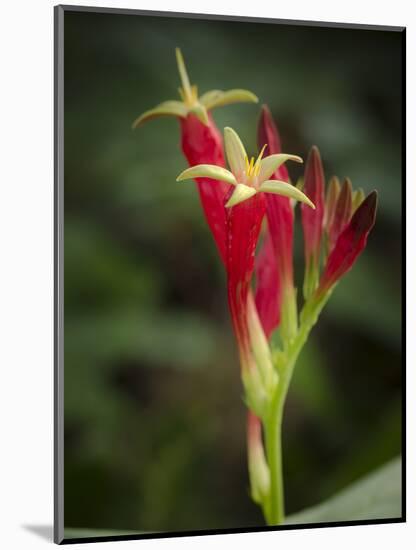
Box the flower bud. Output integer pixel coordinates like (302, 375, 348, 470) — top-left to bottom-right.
(318, 191, 378, 294)
(301, 146, 325, 299)
(328, 177, 353, 253)
(247, 412, 270, 504)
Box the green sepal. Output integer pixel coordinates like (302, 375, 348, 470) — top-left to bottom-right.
(242, 368, 268, 419)
(303, 258, 319, 301)
(279, 285, 298, 349)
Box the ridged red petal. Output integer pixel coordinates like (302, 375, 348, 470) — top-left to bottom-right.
(319, 191, 378, 293)
(257, 105, 289, 182)
(301, 146, 325, 265)
(257, 106, 294, 336)
(180, 113, 228, 263)
(227, 193, 266, 360)
(255, 229, 281, 339)
(328, 178, 353, 253)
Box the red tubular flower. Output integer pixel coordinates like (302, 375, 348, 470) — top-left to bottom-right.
(227, 193, 266, 369)
(318, 191, 378, 295)
(177, 126, 312, 414)
(257, 106, 296, 341)
(301, 146, 326, 299)
(133, 48, 258, 264)
(255, 230, 281, 340)
(179, 114, 229, 262)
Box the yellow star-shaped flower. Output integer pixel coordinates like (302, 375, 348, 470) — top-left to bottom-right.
(132, 49, 258, 128)
(177, 127, 315, 209)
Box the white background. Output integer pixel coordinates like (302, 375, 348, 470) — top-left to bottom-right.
(0, 0, 412, 548)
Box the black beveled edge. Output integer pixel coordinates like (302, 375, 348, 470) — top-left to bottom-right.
(54, 4, 65, 546)
(57, 4, 405, 32)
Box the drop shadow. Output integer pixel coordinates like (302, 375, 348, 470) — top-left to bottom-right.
(22, 524, 53, 542)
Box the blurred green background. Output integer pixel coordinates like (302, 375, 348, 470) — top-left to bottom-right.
(63, 10, 403, 533)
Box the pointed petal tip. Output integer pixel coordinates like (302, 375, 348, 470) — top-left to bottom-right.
(310, 145, 322, 162)
(225, 183, 256, 207)
(260, 180, 315, 208)
(224, 127, 247, 176)
(361, 190, 378, 216)
(176, 164, 237, 185)
(292, 155, 303, 164)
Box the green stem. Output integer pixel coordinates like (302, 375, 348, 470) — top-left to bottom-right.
(265, 395, 284, 524)
(263, 293, 330, 525)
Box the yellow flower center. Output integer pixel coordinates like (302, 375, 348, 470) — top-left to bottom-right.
(244, 144, 267, 182)
(178, 84, 199, 108)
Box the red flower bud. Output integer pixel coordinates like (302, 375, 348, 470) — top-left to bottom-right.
(318, 191, 378, 294)
(257, 105, 289, 183)
(327, 177, 353, 253)
(247, 411, 269, 503)
(301, 146, 325, 298)
(301, 147, 325, 267)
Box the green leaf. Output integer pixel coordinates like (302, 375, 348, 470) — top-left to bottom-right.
(285, 457, 402, 525)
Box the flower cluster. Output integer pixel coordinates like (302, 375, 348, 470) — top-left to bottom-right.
(133, 49, 378, 525)
(301, 146, 377, 301)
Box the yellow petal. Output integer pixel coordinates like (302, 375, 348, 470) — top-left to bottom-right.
(226, 183, 257, 208)
(198, 90, 223, 106)
(259, 180, 315, 209)
(176, 164, 237, 185)
(224, 127, 247, 177)
(200, 89, 258, 110)
(258, 154, 303, 182)
(132, 100, 186, 128)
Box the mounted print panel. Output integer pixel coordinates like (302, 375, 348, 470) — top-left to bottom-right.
(54, 5, 405, 544)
